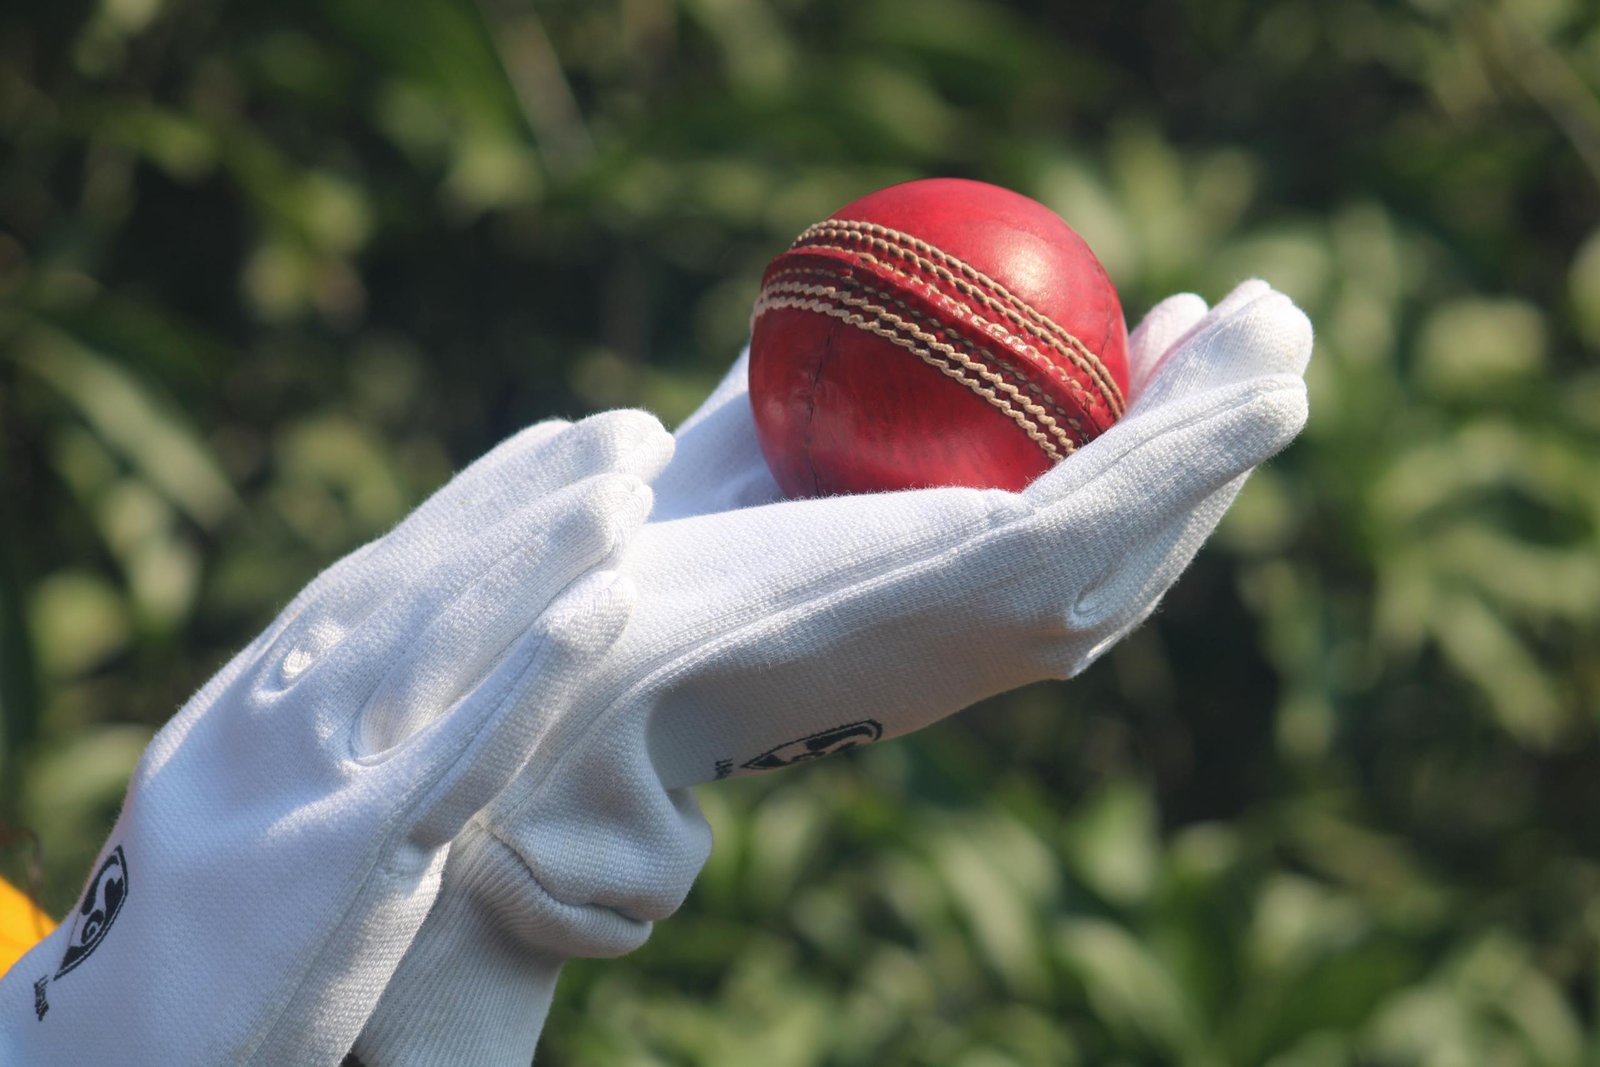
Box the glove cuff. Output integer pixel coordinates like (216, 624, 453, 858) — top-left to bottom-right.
(351, 838, 564, 1067)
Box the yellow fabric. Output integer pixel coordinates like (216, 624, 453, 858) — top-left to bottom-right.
(0, 876, 55, 976)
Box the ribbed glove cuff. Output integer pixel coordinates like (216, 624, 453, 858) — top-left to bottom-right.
(350, 838, 564, 1067)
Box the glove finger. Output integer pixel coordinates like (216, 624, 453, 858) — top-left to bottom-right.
(375, 409, 670, 571)
(1130, 287, 1312, 414)
(535, 409, 675, 488)
(1028, 287, 1311, 506)
(1127, 292, 1208, 400)
(266, 471, 650, 724)
(354, 475, 653, 755)
(402, 568, 637, 849)
(1058, 470, 1249, 676)
(310, 419, 570, 598)
(1030, 367, 1307, 525)
(413, 409, 666, 530)
(403, 419, 570, 528)
(262, 411, 669, 656)
(1026, 378, 1304, 648)
(260, 419, 575, 635)
(1207, 277, 1276, 323)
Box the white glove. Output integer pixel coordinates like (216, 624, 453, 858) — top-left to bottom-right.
(351, 280, 1313, 1067)
(0, 410, 676, 1066)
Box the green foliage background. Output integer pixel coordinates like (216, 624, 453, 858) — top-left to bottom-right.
(4, 0, 1600, 1063)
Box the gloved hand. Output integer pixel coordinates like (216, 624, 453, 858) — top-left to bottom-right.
(0, 410, 675, 1066)
(351, 279, 1313, 1067)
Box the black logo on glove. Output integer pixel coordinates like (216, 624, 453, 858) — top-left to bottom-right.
(740, 720, 884, 772)
(56, 846, 127, 979)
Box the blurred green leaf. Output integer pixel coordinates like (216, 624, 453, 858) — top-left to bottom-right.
(29, 571, 128, 678)
(1431, 590, 1566, 747)
(926, 811, 1057, 995)
(1416, 298, 1546, 400)
(1063, 780, 1158, 908)
(1056, 917, 1203, 1058)
(18, 329, 237, 529)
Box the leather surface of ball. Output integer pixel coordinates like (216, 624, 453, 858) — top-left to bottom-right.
(749, 177, 1130, 497)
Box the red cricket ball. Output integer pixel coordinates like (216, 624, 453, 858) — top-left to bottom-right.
(748, 178, 1129, 497)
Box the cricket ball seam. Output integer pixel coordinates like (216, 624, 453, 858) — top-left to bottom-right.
(757, 277, 1075, 453)
(771, 258, 1100, 437)
(760, 266, 1090, 445)
(754, 291, 1067, 462)
(753, 282, 1073, 462)
(794, 238, 1112, 424)
(796, 219, 1122, 406)
(793, 220, 1127, 416)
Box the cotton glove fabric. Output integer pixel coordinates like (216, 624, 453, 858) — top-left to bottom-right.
(0, 410, 675, 1067)
(352, 280, 1312, 1067)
